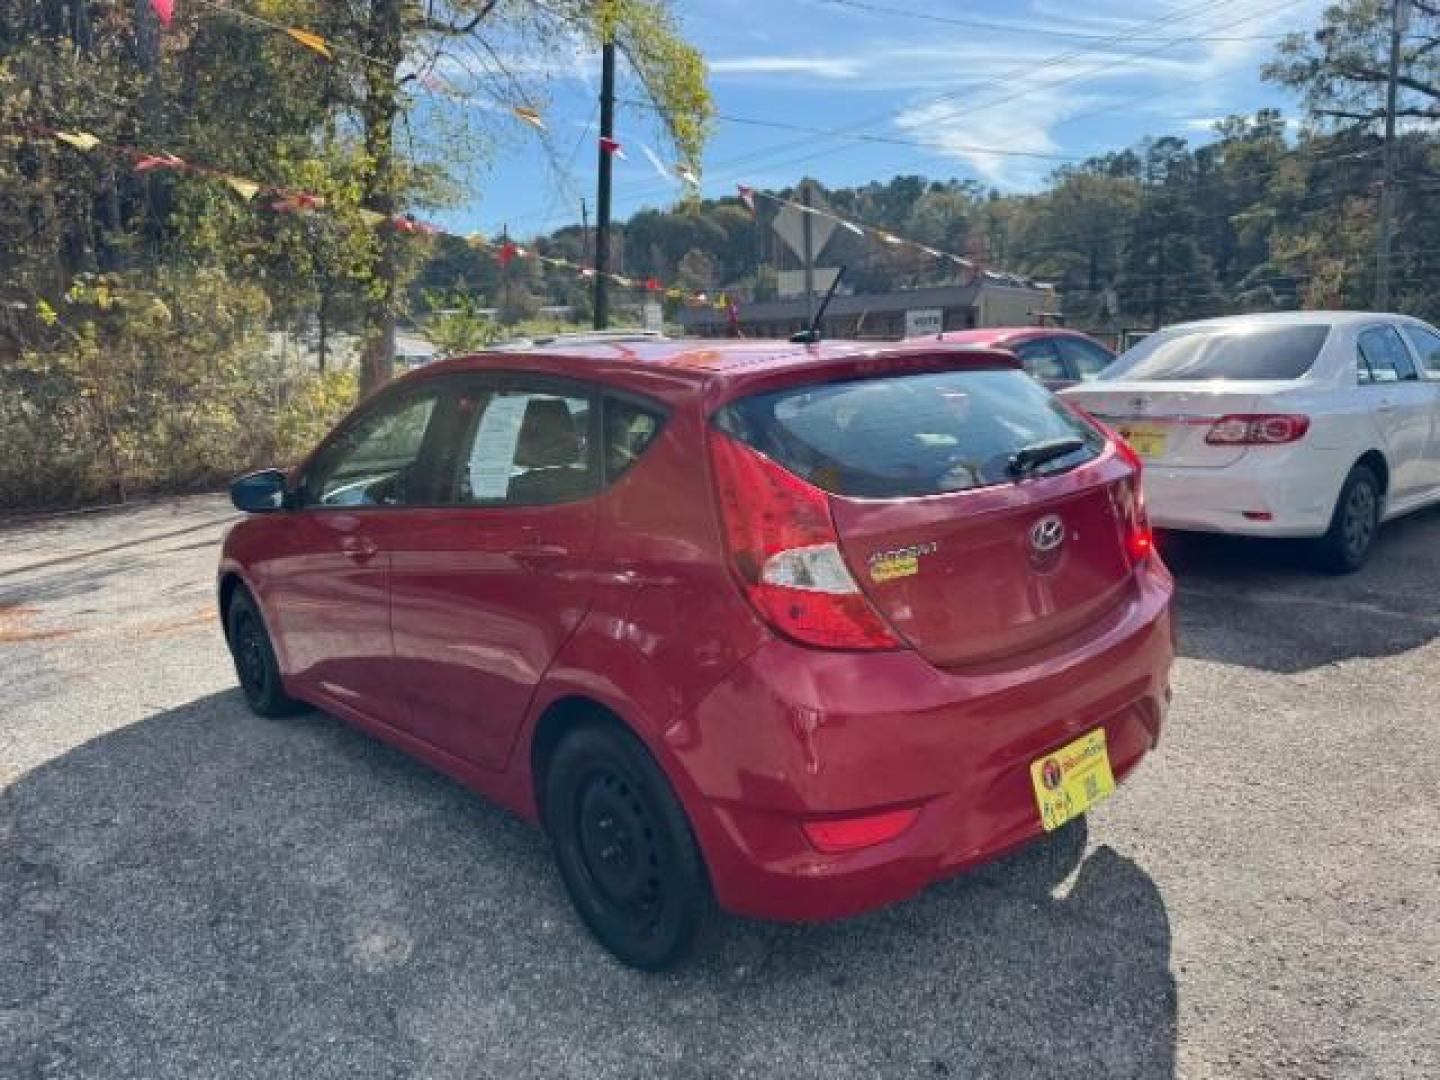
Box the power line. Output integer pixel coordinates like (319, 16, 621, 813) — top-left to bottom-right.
(813, 0, 1294, 42)
(656, 0, 1264, 183)
(612, 0, 1302, 210)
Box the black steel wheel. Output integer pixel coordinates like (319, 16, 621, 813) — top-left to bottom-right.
(225, 587, 305, 717)
(544, 722, 714, 970)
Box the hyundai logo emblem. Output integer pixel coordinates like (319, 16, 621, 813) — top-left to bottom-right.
(1030, 515, 1066, 555)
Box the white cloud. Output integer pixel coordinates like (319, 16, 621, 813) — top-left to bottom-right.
(709, 56, 865, 79)
(895, 89, 1098, 188)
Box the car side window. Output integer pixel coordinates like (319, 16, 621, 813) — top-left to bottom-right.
(1057, 338, 1115, 382)
(1013, 339, 1067, 382)
(302, 390, 440, 507)
(603, 397, 664, 482)
(1401, 324, 1440, 379)
(451, 385, 599, 506)
(1357, 326, 1418, 385)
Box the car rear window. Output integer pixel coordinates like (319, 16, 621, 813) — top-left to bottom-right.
(716, 368, 1104, 498)
(1099, 324, 1331, 382)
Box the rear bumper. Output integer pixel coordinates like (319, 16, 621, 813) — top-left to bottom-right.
(1144, 448, 1345, 538)
(669, 559, 1174, 922)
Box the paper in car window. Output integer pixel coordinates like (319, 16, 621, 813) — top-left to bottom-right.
(468, 395, 530, 499)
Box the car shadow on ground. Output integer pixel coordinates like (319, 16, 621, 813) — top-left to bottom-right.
(1, 691, 1176, 1079)
(1161, 503, 1440, 673)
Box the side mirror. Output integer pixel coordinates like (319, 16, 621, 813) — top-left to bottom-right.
(230, 468, 290, 513)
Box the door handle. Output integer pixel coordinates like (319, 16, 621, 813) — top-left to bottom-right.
(340, 535, 379, 562)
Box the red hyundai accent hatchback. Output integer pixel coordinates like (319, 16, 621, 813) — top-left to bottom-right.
(220, 339, 1174, 969)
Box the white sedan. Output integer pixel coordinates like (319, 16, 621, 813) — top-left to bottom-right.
(1061, 311, 1440, 572)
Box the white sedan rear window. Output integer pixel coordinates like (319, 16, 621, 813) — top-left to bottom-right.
(1100, 325, 1331, 382)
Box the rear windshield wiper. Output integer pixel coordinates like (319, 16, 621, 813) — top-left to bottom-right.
(1007, 437, 1086, 478)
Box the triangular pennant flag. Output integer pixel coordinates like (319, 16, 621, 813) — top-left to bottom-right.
(271, 193, 326, 214)
(876, 230, 903, 245)
(675, 164, 700, 186)
(285, 28, 332, 60)
(150, 0, 174, 28)
(225, 176, 261, 201)
(357, 209, 387, 228)
(736, 185, 756, 213)
(512, 106, 546, 131)
(611, 274, 633, 287)
(644, 277, 662, 292)
(55, 131, 101, 152)
(134, 152, 185, 173)
(497, 241, 519, 268)
(598, 137, 626, 160)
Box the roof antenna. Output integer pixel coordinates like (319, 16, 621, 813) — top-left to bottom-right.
(790, 265, 846, 345)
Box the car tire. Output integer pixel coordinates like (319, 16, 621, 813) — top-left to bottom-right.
(543, 721, 715, 970)
(1314, 464, 1381, 574)
(225, 586, 306, 717)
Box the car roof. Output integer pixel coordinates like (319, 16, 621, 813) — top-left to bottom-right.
(1159, 311, 1410, 333)
(401, 338, 1021, 408)
(932, 326, 1098, 346)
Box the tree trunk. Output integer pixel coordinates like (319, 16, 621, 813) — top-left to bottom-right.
(317, 283, 330, 374)
(358, 0, 404, 396)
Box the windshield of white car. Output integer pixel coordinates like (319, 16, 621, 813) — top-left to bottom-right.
(1099, 324, 1331, 382)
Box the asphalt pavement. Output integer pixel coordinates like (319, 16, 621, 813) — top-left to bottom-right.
(1, 494, 1437, 1079)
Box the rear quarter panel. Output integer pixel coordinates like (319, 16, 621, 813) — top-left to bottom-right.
(512, 394, 773, 812)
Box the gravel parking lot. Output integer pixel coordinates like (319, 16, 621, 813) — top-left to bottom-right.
(2, 495, 1437, 1079)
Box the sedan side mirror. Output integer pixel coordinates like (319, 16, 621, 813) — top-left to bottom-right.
(230, 468, 291, 513)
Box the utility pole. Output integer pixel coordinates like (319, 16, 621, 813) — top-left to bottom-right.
(593, 38, 617, 330)
(580, 198, 590, 267)
(801, 180, 816, 326)
(1375, 0, 1406, 310)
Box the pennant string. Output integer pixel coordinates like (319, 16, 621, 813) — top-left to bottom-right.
(24, 122, 1028, 318)
(743, 186, 978, 271)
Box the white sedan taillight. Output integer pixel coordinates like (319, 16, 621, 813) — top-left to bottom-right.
(1204, 414, 1310, 445)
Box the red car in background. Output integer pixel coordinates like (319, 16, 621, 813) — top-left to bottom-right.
(927, 328, 1117, 390)
(219, 338, 1173, 969)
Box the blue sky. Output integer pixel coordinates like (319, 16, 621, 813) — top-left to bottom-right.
(424, 0, 1330, 238)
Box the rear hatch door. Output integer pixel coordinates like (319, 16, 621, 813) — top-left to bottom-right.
(718, 364, 1142, 669)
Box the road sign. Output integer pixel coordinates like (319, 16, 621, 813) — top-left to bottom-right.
(905, 308, 944, 337)
(772, 203, 837, 260)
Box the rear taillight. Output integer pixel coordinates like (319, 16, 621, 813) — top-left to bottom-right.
(1205, 414, 1310, 445)
(708, 429, 902, 650)
(1087, 417, 1153, 565)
